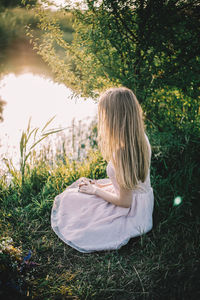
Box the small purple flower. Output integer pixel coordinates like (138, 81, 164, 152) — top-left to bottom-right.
(23, 250, 32, 262)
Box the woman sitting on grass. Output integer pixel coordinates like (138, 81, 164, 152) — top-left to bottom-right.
(51, 87, 154, 253)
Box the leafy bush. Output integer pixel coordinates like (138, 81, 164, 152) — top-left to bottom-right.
(144, 87, 200, 132)
(33, 0, 200, 102)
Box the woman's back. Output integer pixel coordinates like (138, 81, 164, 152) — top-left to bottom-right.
(51, 87, 154, 253)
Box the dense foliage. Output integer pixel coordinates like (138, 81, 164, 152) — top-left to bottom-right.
(35, 0, 200, 98)
(0, 0, 37, 8)
(34, 0, 200, 135)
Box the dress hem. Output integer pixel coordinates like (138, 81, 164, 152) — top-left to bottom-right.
(51, 193, 153, 253)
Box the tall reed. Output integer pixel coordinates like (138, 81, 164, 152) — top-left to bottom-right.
(19, 116, 65, 188)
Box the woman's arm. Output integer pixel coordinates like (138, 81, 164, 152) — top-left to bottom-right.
(95, 186, 133, 208)
(79, 183, 133, 208)
(79, 179, 112, 189)
(95, 182, 113, 188)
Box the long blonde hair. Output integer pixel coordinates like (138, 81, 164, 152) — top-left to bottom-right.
(98, 87, 150, 190)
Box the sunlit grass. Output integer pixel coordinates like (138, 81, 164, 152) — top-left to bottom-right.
(19, 117, 66, 187)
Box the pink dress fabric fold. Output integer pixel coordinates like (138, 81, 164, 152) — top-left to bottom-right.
(51, 158, 154, 253)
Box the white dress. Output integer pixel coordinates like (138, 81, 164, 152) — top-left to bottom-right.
(51, 156, 154, 253)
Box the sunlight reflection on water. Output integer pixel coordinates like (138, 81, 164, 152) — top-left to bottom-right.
(0, 73, 97, 170)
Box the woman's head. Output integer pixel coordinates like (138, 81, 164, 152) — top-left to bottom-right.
(98, 87, 150, 189)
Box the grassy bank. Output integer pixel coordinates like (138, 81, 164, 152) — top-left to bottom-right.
(0, 127, 199, 299)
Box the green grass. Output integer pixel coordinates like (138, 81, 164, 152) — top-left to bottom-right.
(0, 129, 200, 300)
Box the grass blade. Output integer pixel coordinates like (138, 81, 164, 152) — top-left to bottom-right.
(30, 136, 48, 150)
(41, 116, 56, 133)
(27, 117, 32, 135)
(27, 128, 37, 143)
(34, 127, 39, 141)
(42, 127, 67, 136)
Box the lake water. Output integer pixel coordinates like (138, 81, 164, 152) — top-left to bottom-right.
(0, 72, 98, 171)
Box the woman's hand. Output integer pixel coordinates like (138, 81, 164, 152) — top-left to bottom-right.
(78, 182, 98, 195)
(78, 178, 96, 188)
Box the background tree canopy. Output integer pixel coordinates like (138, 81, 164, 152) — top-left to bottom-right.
(0, 0, 37, 8)
(34, 0, 199, 131)
(35, 0, 200, 97)
(0, 96, 5, 121)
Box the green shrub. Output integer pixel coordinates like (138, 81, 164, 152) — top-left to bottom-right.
(144, 88, 200, 133)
